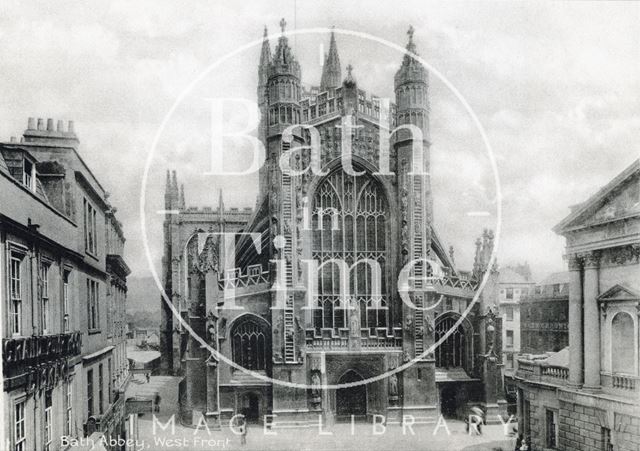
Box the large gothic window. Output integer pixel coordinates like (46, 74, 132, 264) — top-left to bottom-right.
(312, 169, 389, 333)
(435, 315, 471, 371)
(231, 317, 269, 371)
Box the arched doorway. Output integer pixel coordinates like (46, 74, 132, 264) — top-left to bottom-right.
(240, 392, 260, 423)
(440, 384, 457, 418)
(336, 370, 367, 420)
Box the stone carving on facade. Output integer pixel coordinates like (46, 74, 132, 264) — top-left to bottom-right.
(484, 309, 497, 361)
(403, 350, 411, 363)
(349, 298, 361, 337)
(425, 313, 435, 334)
(582, 250, 602, 268)
(388, 373, 399, 404)
(198, 237, 219, 274)
(404, 314, 413, 336)
(567, 253, 582, 271)
(310, 371, 322, 406)
(607, 244, 640, 265)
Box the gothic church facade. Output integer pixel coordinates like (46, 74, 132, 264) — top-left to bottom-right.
(160, 22, 505, 426)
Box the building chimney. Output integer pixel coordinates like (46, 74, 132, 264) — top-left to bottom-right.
(68, 120, 75, 134)
(27, 117, 36, 130)
(10, 136, 17, 143)
(57, 120, 64, 132)
(37, 118, 44, 130)
(46, 118, 54, 131)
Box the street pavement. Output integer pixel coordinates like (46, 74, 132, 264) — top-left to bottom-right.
(133, 376, 517, 451)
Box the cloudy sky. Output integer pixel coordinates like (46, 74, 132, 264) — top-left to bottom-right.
(1, 1, 638, 282)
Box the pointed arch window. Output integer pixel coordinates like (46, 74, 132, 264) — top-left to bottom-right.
(312, 169, 389, 333)
(435, 315, 472, 372)
(231, 317, 268, 371)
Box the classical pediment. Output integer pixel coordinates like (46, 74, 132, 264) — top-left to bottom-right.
(554, 160, 640, 234)
(597, 284, 640, 302)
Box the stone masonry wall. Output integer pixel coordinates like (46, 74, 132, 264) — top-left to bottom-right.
(559, 400, 607, 451)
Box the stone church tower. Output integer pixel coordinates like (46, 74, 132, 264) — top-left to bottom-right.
(160, 22, 505, 427)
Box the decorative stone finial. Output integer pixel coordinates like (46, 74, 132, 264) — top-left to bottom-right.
(279, 18, 287, 34)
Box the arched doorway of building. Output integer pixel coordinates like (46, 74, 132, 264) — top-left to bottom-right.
(240, 392, 260, 423)
(440, 384, 458, 418)
(336, 370, 367, 420)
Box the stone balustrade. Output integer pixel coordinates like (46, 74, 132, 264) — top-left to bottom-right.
(601, 372, 640, 395)
(305, 327, 402, 349)
(516, 358, 570, 386)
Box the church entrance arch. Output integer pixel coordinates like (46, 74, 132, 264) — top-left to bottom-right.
(335, 370, 367, 420)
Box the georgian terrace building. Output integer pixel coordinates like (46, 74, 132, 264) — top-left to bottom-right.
(1, 118, 132, 451)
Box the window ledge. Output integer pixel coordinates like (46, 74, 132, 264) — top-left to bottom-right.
(88, 329, 102, 335)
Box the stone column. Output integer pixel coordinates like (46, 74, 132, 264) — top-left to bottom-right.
(568, 254, 583, 387)
(583, 251, 601, 390)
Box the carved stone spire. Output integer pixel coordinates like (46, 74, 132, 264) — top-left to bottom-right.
(320, 28, 341, 90)
(258, 26, 271, 88)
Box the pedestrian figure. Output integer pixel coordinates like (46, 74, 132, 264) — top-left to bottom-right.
(515, 434, 523, 450)
(146, 372, 150, 383)
(238, 414, 247, 446)
(154, 393, 161, 413)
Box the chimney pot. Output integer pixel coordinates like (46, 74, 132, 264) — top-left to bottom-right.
(46, 118, 54, 131)
(57, 120, 64, 132)
(27, 117, 36, 130)
(37, 118, 44, 130)
(68, 120, 75, 133)
(10, 136, 17, 143)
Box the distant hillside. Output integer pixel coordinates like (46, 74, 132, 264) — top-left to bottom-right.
(127, 276, 162, 314)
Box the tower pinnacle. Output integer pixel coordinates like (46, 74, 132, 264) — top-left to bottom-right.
(270, 18, 300, 79)
(395, 25, 427, 88)
(258, 26, 272, 87)
(320, 28, 342, 90)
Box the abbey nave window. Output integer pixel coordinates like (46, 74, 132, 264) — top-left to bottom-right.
(44, 390, 53, 451)
(9, 252, 24, 336)
(312, 170, 389, 333)
(41, 262, 50, 334)
(14, 400, 25, 451)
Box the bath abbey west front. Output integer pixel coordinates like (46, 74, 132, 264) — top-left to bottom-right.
(160, 22, 506, 427)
